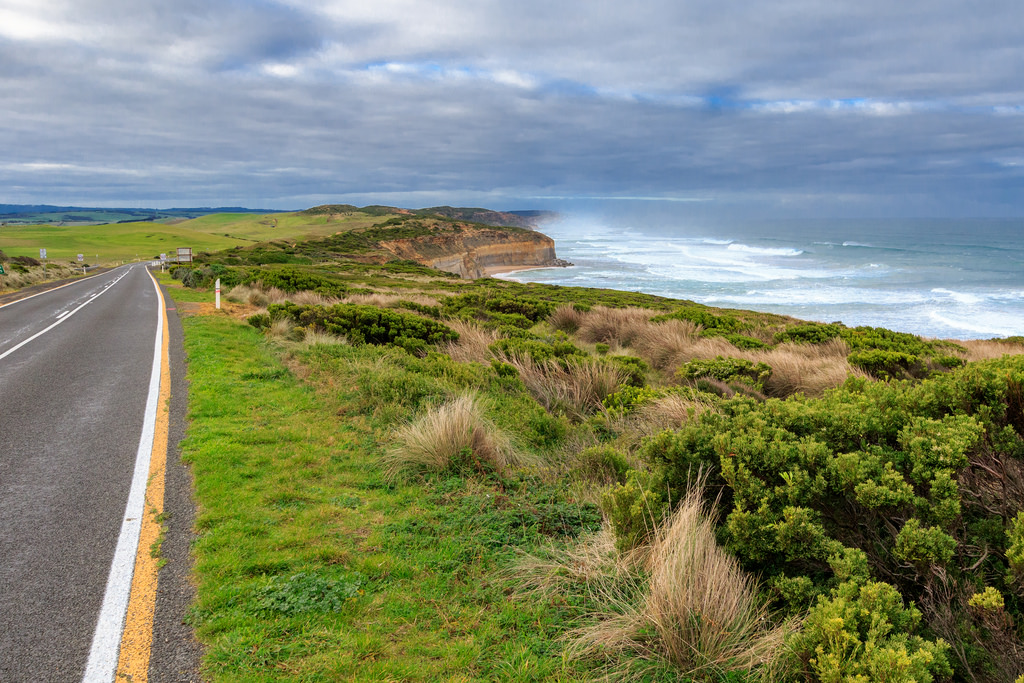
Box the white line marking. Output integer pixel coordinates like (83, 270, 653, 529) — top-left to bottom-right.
(56, 311, 70, 319)
(0, 268, 114, 309)
(0, 270, 131, 362)
(82, 269, 164, 683)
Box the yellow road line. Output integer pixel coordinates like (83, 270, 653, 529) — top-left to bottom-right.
(115, 272, 171, 682)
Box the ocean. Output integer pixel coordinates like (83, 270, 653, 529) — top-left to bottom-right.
(499, 217, 1024, 341)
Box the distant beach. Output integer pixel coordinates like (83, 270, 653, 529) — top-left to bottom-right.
(497, 217, 1024, 340)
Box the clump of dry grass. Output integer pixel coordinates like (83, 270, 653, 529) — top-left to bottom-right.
(564, 481, 796, 681)
(629, 320, 708, 369)
(383, 392, 520, 479)
(440, 318, 500, 364)
(267, 318, 296, 340)
(959, 339, 1024, 362)
(300, 329, 347, 346)
(631, 392, 718, 436)
(577, 306, 655, 347)
(548, 304, 585, 334)
(343, 292, 440, 308)
(747, 340, 863, 397)
(497, 353, 627, 420)
(226, 283, 288, 307)
(289, 290, 339, 306)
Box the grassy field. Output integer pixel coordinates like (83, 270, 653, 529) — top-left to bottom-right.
(172, 303, 609, 681)
(177, 210, 388, 243)
(0, 222, 248, 264)
(0, 208, 393, 265)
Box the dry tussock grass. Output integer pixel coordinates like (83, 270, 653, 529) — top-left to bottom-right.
(632, 392, 718, 436)
(496, 352, 627, 420)
(743, 340, 864, 397)
(267, 318, 295, 340)
(0, 263, 80, 291)
(577, 306, 655, 346)
(959, 339, 1024, 362)
(440, 318, 500, 364)
(300, 329, 347, 346)
(566, 482, 795, 681)
(289, 290, 340, 306)
(548, 304, 585, 334)
(383, 392, 519, 479)
(629, 319, 704, 369)
(226, 283, 289, 307)
(343, 292, 440, 308)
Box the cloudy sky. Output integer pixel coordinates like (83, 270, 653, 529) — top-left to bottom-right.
(2, 0, 1024, 215)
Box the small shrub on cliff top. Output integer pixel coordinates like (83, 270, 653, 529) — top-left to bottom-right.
(263, 302, 458, 355)
(677, 356, 772, 391)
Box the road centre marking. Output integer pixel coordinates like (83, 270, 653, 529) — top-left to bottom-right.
(0, 269, 131, 362)
(82, 268, 167, 683)
(0, 268, 109, 309)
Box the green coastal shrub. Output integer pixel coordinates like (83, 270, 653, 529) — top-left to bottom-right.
(794, 580, 953, 683)
(624, 355, 1024, 681)
(775, 322, 843, 345)
(847, 349, 921, 379)
(677, 356, 772, 391)
(602, 471, 666, 553)
(652, 305, 743, 332)
(246, 268, 347, 297)
(263, 302, 458, 355)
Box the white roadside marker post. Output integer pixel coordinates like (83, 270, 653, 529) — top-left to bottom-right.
(216, 278, 221, 309)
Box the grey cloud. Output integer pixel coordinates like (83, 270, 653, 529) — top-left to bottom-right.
(2, 0, 1024, 213)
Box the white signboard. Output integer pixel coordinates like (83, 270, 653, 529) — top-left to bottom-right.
(39, 248, 46, 259)
(176, 247, 192, 263)
(160, 253, 167, 261)
(77, 254, 84, 262)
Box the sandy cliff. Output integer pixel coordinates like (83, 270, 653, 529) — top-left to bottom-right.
(379, 226, 565, 279)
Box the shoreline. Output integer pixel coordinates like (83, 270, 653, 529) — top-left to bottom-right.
(483, 263, 562, 278)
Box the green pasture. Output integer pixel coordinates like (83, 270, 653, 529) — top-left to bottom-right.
(0, 222, 247, 264)
(177, 210, 388, 243)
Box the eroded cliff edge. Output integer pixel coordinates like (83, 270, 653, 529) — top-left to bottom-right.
(379, 225, 567, 279)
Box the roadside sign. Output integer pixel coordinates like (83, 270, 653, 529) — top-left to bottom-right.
(40, 248, 46, 259)
(0, 263, 5, 275)
(176, 247, 192, 263)
(160, 253, 167, 261)
(77, 254, 84, 262)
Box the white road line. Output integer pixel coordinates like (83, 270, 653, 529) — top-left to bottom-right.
(0, 270, 131, 362)
(0, 268, 111, 309)
(81, 269, 163, 683)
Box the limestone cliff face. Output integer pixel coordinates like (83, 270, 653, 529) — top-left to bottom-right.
(379, 226, 560, 279)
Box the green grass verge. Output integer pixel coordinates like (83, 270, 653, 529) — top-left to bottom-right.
(179, 314, 605, 681)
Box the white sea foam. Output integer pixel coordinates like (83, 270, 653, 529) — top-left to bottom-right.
(703, 287, 929, 307)
(931, 288, 983, 305)
(843, 241, 873, 247)
(726, 243, 804, 256)
(927, 310, 1024, 337)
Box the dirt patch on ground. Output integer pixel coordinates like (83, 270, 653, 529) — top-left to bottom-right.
(175, 300, 257, 319)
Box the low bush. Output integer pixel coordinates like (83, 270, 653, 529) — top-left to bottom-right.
(263, 302, 458, 355)
(652, 305, 744, 333)
(677, 356, 772, 391)
(629, 354, 1024, 681)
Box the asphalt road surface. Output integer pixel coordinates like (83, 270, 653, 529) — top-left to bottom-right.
(0, 266, 192, 681)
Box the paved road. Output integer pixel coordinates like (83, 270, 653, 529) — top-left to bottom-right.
(0, 266, 167, 681)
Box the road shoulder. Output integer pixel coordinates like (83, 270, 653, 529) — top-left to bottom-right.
(149, 277, 204, 682)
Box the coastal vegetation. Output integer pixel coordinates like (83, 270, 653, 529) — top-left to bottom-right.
(155, 208, 1024, 681)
